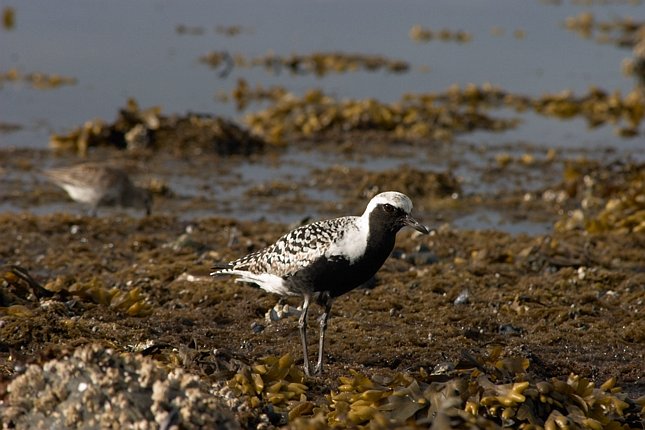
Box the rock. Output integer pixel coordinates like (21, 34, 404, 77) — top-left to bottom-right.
(0, 344, 239, 430)
(453, 289, 470, 305)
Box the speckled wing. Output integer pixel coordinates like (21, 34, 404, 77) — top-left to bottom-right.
(226, 216, 360, 277)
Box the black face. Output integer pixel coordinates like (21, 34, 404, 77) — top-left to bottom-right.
(375, 203, 429, 234)
(374, 203, 409, 232)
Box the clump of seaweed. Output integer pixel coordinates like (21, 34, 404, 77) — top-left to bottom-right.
(199, 50, 409, 78)
(409, 25, 473, 43)
(529, 87, 644, 137)
(2, 6, 15, 30)
(0, 266, 152, 317)
(244, 87, 517, 145)
(66, 278, 153, 317)
(228, 349, 644, 428)
(623, 24, 645, 82)
(218, 78, 289, 111)
(215, 24, 249, 37)
(226, 353, 314, 424)
(407, 84, 644, 136)
(564, 11, 643, 46)
(49, 98, 265, 156)
(565, 12, 645, 83)
(0, 68, 77, 90)
(1, 265, 55, 317)
(238, 83, 643, 145)
(554, 161, 645, 234)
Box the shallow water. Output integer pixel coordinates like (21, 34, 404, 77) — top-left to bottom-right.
(1, 1, 644, 232)
(2, 0, 643, 149)
(452, 208, 553, 235)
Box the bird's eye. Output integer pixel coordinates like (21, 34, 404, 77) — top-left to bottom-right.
(383, 203, 395, 213)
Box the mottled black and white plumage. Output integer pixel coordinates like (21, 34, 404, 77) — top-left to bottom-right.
(211, 191, 429, 376)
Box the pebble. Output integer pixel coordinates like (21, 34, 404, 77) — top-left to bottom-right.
(454, 289, 470, 305)
(431, 361, 455, 375)
(498, 324, 523, 336)
(251, 322, 265, 333)
(264, 303, 302, 322)
(0, 344, 240, 429)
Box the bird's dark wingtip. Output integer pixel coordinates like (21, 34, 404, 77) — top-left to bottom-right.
(210, 262, 233, 276)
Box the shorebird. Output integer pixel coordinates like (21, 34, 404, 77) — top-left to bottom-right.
(44, 163, 152, 216)
(211, 191, 429, 376)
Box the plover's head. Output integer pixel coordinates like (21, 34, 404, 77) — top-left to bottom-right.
(363, 191, 429, 234)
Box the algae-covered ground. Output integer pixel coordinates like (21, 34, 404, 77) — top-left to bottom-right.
(0, 123, 643, 428)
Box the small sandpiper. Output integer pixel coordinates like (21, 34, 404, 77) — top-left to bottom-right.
(44, 163, 152, 216)
(212, 191, 429, 376)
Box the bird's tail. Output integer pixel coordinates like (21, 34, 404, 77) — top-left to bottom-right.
(210, 268, 292, 296)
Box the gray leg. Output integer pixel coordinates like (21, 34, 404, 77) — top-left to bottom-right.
(298, 294, 312, 376)
(314, 298, 332, 375)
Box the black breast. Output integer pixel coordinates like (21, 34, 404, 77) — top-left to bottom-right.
(286, 215, 398, 298)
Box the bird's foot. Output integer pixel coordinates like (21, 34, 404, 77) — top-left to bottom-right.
(303, 359, 312, 377)
(302, 361, 324, 376)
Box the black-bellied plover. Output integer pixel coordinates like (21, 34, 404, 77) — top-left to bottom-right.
(211, 191, 429, 376)
(44, 163, 152, 216)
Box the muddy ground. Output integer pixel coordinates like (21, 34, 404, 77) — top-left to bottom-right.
(0, 128, 643, 428)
